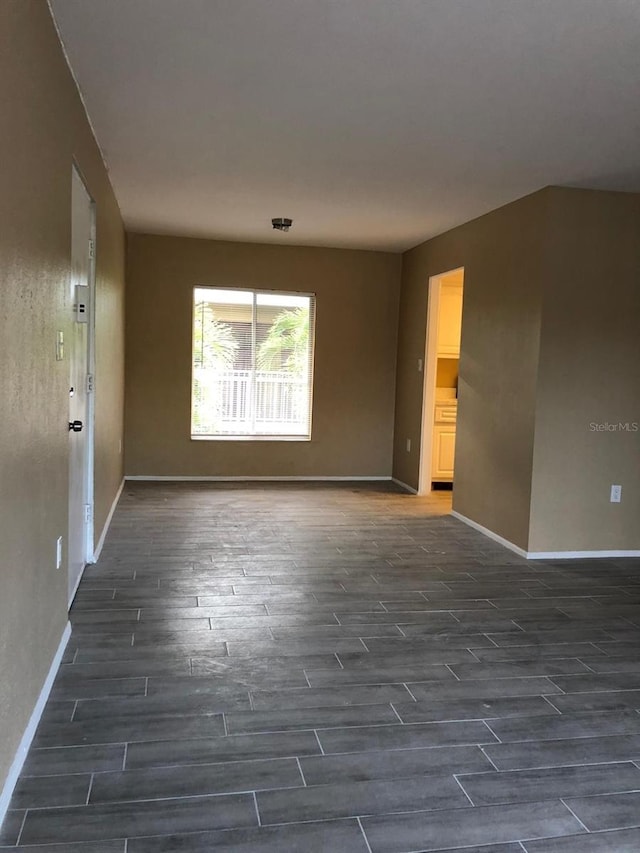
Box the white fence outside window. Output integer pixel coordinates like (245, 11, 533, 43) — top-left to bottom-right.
(193, 368, 309, 435)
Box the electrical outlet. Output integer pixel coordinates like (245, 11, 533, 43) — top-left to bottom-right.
(610, 484, 622, 503)
(56, 536, 63, 569)
(406, 438, 411, 452)
(418, 358, 423, 372)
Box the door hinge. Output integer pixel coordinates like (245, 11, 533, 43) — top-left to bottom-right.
(86, 373, 95, 394)
(88, 239, 95, 260)
(84, 504, 92, 524)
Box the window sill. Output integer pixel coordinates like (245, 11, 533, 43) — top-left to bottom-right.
(191, 434, 311, 442)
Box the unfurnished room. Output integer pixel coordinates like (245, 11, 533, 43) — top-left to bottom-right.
(1, 1, 640, 851)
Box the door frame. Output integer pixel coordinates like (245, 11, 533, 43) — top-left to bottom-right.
(418, 267, 464, 495)
(69, 162, 97, 605)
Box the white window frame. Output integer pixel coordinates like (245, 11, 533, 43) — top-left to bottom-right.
(190, 286, 316, 441)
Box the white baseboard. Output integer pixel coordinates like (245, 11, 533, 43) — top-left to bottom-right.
(451, 511, 529, 558)
(125, 475, 392, 483)
(68, 561, 85, 608)
(451, 511, 640, 560)
(391, 477, 418, 494)
(91, 477, 125, 563)
(0, 621, 71, 827)
(525, 549, 640, 560)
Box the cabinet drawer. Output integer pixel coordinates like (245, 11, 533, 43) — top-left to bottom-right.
(434, 404, 457, 423)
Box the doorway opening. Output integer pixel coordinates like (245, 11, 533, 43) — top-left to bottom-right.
(68, 165, 96, 606)
(418, 268, 464, 495)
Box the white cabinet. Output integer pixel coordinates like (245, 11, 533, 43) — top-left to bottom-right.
(432, 425, 456, 481)
(432, 400, 457, 482)
(437, 283, 463, 356)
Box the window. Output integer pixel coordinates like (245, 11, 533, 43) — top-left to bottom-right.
(191, 287, 315, 439)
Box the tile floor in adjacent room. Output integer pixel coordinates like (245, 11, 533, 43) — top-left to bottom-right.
(2, 482, 640, 851)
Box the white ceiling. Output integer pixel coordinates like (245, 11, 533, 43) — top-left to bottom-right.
(50, 0, 640, 252)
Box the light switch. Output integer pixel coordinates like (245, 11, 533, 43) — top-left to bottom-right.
(56, 331, 64, 361)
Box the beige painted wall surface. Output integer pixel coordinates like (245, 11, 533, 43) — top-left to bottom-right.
(393, 191, 548, 548)
(529, 188, 640, 552)
(125, 234, 400, 477)
(0, 1, 125, 789)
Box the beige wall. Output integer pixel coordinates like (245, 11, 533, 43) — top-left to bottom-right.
(529, 188, 640, 552)
(393, 186, 640, 553)
(0, 1, 125, 791)
(125, 234, 400, 477)
(393, 191, 548, 548)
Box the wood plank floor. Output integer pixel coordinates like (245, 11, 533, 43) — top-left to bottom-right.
(2, 482, 640, 851)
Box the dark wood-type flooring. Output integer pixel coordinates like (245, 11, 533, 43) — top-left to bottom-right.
(2, 482, 640, 851)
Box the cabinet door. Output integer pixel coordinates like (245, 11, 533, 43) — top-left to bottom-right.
(432, 426, 456, 480)
(437, 283, 463, 356)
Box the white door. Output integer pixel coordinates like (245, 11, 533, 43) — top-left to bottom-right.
(68, 167, 93, 605)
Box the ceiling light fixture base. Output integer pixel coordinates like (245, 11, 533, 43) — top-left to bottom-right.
(272, 217, 293, 232)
